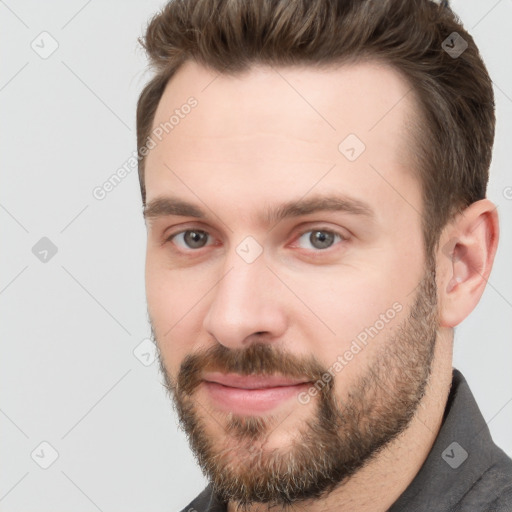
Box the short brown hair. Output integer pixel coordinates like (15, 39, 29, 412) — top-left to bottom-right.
(136, 0, 495, 257)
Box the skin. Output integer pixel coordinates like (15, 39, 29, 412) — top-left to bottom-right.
(143, 60, 499, 511)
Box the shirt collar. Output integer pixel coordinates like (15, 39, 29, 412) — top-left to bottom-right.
(388, 368, 498, 511)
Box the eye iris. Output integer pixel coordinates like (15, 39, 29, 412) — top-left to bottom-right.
(311, 230, 334, 249)
(184, 230, 208, 248)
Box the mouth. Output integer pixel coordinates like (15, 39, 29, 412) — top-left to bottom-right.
(201, 372, 312, 414)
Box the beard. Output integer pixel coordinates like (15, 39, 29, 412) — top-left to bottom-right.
(152, 258, 439, 509)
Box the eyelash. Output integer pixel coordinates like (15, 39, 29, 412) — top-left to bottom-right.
(165, 226, 348, 253)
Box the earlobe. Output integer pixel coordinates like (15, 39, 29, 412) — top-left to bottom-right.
(438, 199, 499, 328)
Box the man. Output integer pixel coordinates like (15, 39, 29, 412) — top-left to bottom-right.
(136, 0, 512, 510)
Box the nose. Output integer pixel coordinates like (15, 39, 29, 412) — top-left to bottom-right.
(202, 250, 288, 350)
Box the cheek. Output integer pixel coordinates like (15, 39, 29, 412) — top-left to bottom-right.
(146, 251, 203, 326)
(288, 265, 396, 327)
(287, 262, 412, 373)
(145, 258, 213, 371)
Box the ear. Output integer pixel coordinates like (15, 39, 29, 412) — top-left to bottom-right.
(437, 199, 499, 328)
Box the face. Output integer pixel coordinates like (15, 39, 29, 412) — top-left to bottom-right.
(144, 60, 439, 506)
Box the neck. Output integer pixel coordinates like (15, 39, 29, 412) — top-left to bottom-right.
(228, 329, 454, 512)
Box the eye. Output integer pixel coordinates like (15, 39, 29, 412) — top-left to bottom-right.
(295, 228, 345, 250)
(168, 229, 213, 250)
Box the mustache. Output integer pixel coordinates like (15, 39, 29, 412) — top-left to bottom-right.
(175, 342, 330, 396)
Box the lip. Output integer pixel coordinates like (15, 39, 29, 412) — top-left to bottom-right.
(202, 372, 312, 414)
(203, 372, 311, 389)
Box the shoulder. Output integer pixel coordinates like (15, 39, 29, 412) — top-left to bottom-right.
(486, 486, 512, 512)
(178, 485, 225, 512)
(456, 447, 512, 512)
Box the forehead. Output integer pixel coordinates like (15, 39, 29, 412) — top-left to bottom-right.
(149, 58, 418, 143)
(144, 59, 422, 227)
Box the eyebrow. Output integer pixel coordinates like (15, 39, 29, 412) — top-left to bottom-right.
(143, 194, 375, 225)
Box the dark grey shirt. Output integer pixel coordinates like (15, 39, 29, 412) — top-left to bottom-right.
(179, 369, 512, 511)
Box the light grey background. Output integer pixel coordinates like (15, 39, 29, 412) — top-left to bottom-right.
(1, 1, 511, 511)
